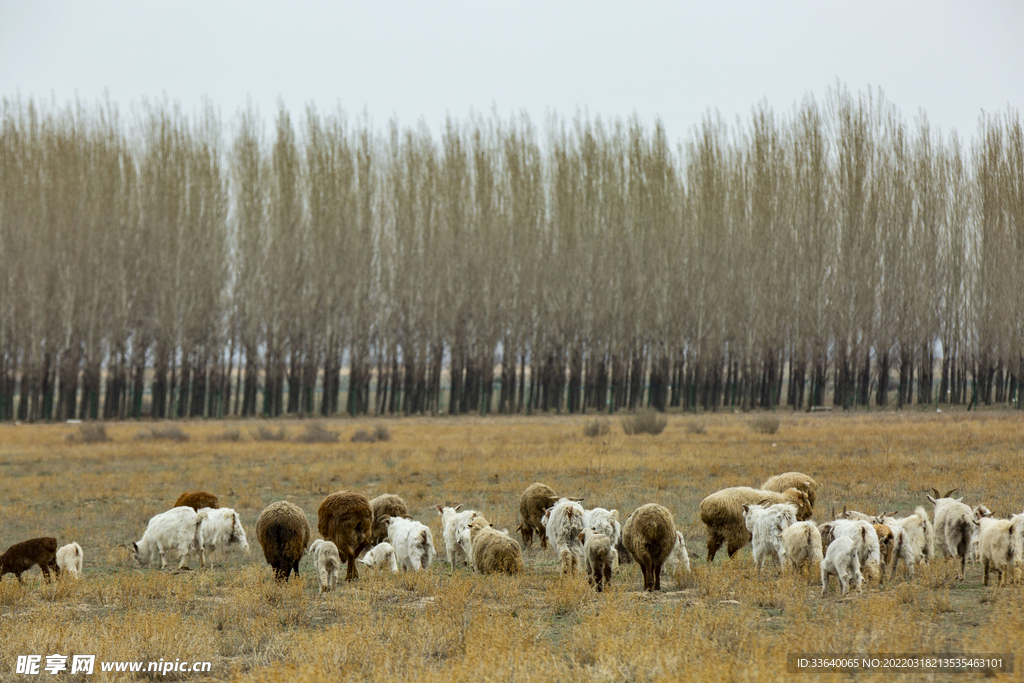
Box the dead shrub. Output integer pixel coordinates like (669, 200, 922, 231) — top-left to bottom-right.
(374, 425, 391, 442)
(621, 409, 667, 436)
(684, 420, 708, 435)
(208, 429, 241, 442)
(582, 418, 610, 438)
(749, 415, 780, 435)
(251, 426, 287, 442)
(66, 423, 110, 444)
(350, 429, 376, 443)
(134, 426, 189, 442)
(294, 423, 340, 444)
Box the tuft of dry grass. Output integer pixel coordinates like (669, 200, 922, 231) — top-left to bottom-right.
(350, 428, 377, 443)
(582, 418, 610, 438)
(749, 415, 781, 434)
(374, 424, 391, 442)
(134, 425, 190, 442)
(65, 423, 110, 443)
(683, 419, 708, 435)
(294, 423, 340, 444)
(251, 426, 287, 442)
(209, 428, 242, 442)
(620, 409, 667, 436)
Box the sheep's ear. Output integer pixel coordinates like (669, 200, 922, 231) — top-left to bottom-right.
(569, 497, 584, 503)
(380, 515, 391, 526)
(577, 531, 586, 543)
(436, 505, 443, 514)
(131, 542, 138, 551)
(944, 488, 959, 499)
(610, 509, 619, 521)
(842, 504, 847, 515)
(954, 497, 963, 504)
(742, 504, 751, 513)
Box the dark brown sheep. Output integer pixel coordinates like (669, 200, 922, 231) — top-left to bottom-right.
(318, 491, 374, 582)
(174, 491, 220, 511)
(369, 493, 408, 544)
(255, 501, 310, 581)
(517, 483, 561, 549)
(622, 504, 676, 592)
(0, 537, 59, 583)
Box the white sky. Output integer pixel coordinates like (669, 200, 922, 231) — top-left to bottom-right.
(1, 1, 1022, 142)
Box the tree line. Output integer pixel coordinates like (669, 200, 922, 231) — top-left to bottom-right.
(1, 86, 1022, 422)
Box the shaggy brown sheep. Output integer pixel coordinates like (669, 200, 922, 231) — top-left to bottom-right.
(318, 491, 374, 582)
(622, 504, 676, 592)
(255, 501, 310, 581)
(174, 491, 219, 511)
(369, 493, 408, 544)
(1, 537, 59, 583)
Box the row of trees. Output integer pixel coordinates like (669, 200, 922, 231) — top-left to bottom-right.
(1, 87, 1022, 421)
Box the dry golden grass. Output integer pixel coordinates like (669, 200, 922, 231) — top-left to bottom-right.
(1, 409, 1023, 681)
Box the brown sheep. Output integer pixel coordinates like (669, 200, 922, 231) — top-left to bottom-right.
(700, 486, 813, 562)
(760, 472, 818, 509)
(578, 528, 614, 591)
(517, 483, 560, 549)
(174, 491, 219, 511)
(874, 523, 896, 572)
(467, 517, 524, 574)
(369, 493, 408, 544)
(255, 501, 310, 581)
(1, 537, 59, 583)
(622, 504, 676, 592)
(318, 491, 374, 582)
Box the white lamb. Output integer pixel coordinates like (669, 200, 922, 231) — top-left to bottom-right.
(358, 542, 399, 573)
(822, 519, 882, 584)
(781, 521, 823, 576)
(198, 507, 250, 568)
(879, 507, 934, 579)
(978, 515, 1024, 587)
(662, 530, 691, 588)
(582, 507, 622, 569)
(742, 502, 797, 575)
(967, 505, 993, 565)
(436, 504, 481, 571)
(927, 489, 982, 579)
(132, 506, 207, 570)
(56, 542, 83, 579)
(542, 498, 586, 574)
(309, 539, 342, 594)
(821, 534, 864, 596)
(386, 517, 435, 571)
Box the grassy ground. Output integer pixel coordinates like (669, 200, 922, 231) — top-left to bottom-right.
(1, 409, 1023, 681)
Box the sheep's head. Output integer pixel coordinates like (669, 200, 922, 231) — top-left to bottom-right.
(131, 541, 149, 567)
(784, 489, 813, 520)
(541, 508, 552, 528)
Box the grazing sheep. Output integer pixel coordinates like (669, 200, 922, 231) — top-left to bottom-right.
(358, 542, 399, 572)
(622, 504, 676, 592)
(174, 491, 219, 511)
(838, 507, 877, 523)
(132, 506, 207, 571)
(255, 501, 311, 581)
(56, 542, 83, 579)
(873, 524, 896, 571)
(979, 515, 1024, 587)
(578, 528, 614, 590)
(781, 522, 823, 576)
(761, 472, 819, 509)
(436, 504, 482, 570)
(743, 503, 797, 575)
(968, 505, 994, 564)
(822, 519, 882, 585)
(0, 537, 59, 583)
(583, 507, 621, 568)
(615, 535, 634, 564)
(661, 530, 692, 588)
(543, 498, 586, 574)
(309, 539, 342, 594)
(370, 494, 408, 544)
(318, 491, 374, 582)
(517, 483, 562, 549)
(468, 517, 524, 575)
(700, 486, 812, 562)
(198, 507, 249, 568)
(821, 534, 864, 596)
(387, 517, 436, 571)
(879, 507, 934, 579)
(927, 488, 980, 580)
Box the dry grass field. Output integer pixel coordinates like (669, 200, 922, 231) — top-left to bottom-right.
(1, 410, 1023, 681)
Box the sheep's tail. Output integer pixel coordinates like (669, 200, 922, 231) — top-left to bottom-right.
(194, 510, 209, 550)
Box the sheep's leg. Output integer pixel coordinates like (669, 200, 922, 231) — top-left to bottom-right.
(539, 529, 548, 550)
(16, 572, 24, 585)
(959, 553, 966, 581)
(604, 564, 612, 589)
(983, 559, 990, 586)
(40, 564, 52, 583)
(821, 569, 829, 596)
(346, 553, 359, 582)
(654, 563, 662, 591)
(706, 532, 723, 563)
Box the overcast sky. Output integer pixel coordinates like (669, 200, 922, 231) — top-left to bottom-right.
(1, 1, 1022, 142)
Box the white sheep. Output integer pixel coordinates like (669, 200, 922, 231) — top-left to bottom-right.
(823, 519, 882, 585)
(821, 534, 864, 596)
(56, 542, 83, 579)
(662, 530, 691, 588)
(132, 506, 207, 570)
(358, 542, 399, 573)
(386, 517, 435, 571)
(879, 507, 934, 579)
(967, 505, 993, 564)
(979, 515, 1024, 587)
(436, 504, 481, 571)
(309, 539, 342, 593)
(543, 498, 586, 574)
(927, 488, 982, 579)
(781, 521, 823, 576)
(742, 502, 797, 575)
(197, 507, 249, 568)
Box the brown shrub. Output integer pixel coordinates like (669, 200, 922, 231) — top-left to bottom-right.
(621, 409, 667, 436)
(294, 423, 340, 444)
(750, 415, 781, 435)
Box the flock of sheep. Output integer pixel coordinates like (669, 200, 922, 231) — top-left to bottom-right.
(1, 473, 1019, 598)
